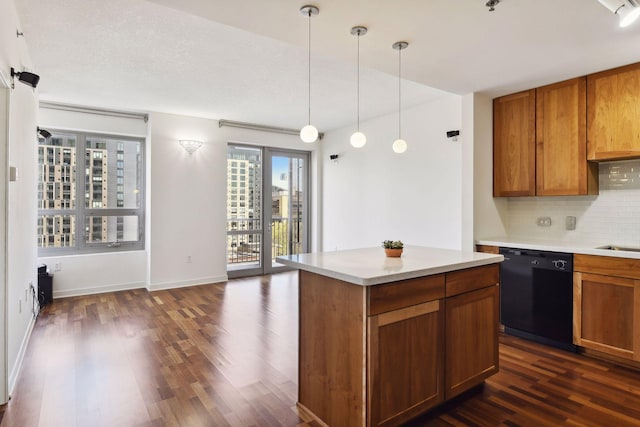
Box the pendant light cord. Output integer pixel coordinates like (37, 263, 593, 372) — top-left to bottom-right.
(357, 33, 360, 132)
(398, 47, 402, 140)
(307, 10, 312, 126)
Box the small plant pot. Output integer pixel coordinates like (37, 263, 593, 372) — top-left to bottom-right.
(384, 248, 403, 258)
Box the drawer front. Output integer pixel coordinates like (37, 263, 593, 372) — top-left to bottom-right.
(445, 265, 500, 297)
(575, 254, 640, 280)
(368, 274, 445, 316)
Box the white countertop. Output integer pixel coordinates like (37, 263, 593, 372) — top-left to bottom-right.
(276, 245, 503, 286)
(476, 236, 640, 259)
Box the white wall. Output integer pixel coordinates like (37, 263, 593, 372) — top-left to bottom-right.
(321, 95, 463, 251)
(469, 93, 508, 242)
(0, 76, 8, 405)
(148, 112, 320, 290)
(1, 0, 38, 399)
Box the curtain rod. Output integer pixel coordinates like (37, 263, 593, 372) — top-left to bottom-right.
(39, 102, 149, 123)
(218, 119, 323, 140)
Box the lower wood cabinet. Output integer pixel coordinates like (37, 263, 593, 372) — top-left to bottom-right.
(574, 255, 640, 361)
(444, 265, 500, 398)
(368, 301, 444, 427)
(445, 285, 500, 398)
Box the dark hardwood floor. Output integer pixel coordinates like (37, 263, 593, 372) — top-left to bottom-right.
(2, 271, 640, 426)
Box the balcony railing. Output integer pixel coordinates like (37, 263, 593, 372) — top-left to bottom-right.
(226, 217, 303, 266)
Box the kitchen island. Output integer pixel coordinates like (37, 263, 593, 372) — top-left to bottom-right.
(277, 246, 504, 427)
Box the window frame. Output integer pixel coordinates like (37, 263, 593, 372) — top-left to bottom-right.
(37, 129, 146, 256)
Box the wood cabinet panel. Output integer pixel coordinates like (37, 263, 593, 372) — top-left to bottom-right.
(445, 264, 499, 297)
(536, 77, 598, 195)
(298, 271, 367, 427)
(573, 272, 640, 361)
(574, 254, 640, 280)
(445, 285, 499, 399)
(475, 245, 499, 254)
(587, 62, 640, 161)
(368, 301, 443, 427)
(369, 274, 445, 316)
(493, 90, 536, 197)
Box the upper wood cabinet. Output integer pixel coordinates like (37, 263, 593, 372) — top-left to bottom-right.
(536, 78, 598, 196)
(494, 77, 600, 197)
(493, 89, 536, 197)
(587, 62, 640, 161)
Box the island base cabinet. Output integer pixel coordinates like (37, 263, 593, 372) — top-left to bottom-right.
(368, 300, 444, 427)
(445, 285, 499, 399)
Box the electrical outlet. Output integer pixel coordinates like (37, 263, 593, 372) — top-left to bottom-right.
(566, 216, 577, 230)
(536, 217, 552, 227)
(54, 262, 61, 272)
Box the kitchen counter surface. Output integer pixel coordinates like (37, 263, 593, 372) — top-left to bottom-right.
(477, 236, 640, 259)
(276, 245, 503, 286)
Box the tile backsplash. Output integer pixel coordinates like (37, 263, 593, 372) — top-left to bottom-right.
(507, 160, 640, 247)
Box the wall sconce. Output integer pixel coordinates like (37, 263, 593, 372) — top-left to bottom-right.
(11, 67, 40, 89)
(179, 140, 203, 155)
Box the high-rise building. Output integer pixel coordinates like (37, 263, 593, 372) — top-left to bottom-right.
(38, 136, 132, 248)
(85, 147, 109, 243)
(37, 142, 77, 247)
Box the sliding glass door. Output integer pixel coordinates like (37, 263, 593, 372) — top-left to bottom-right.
(226, 145, 309, 277)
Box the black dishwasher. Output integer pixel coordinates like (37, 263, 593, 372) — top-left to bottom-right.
(499, 247, 576, 352)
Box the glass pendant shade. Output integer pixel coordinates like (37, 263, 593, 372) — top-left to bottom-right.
(392, 138, 407, 154)
(350, 131, 366, 148)
(300, 124, 318, 143)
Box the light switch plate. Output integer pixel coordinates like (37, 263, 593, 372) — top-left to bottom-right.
(9, 166, 17, 182)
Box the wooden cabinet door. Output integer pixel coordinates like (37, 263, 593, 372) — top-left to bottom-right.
(587, 62, 640, 161)
(574, 272, 640, 361)
(445, 285, 499, 399)
(368, 300, 444, 427)
(493, 90, 536, 197)
(536, 77, 598, 196)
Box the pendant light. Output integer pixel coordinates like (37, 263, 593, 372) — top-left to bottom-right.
(300, 5, 319, 143)
(392, 41, 408, 154)
(350, 26, 368, 148)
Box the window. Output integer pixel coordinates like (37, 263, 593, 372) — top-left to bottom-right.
(37, 130, 145, 254)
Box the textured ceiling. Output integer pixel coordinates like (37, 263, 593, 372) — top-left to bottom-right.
(14, 0, 640, 132)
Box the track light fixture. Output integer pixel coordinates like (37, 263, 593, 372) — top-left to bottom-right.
(37, 127, 52, 139)
(485, 0, 500, 11)
(598, 0, 640, 27)
(10, 67, 40, 89)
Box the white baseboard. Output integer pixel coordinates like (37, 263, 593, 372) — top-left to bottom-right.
(53, 281, 147, 299)
(147, 275, 228, 292)
(8, 315, 36, 397)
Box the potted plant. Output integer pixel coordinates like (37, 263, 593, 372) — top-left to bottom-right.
(382, 240, 404, 257)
